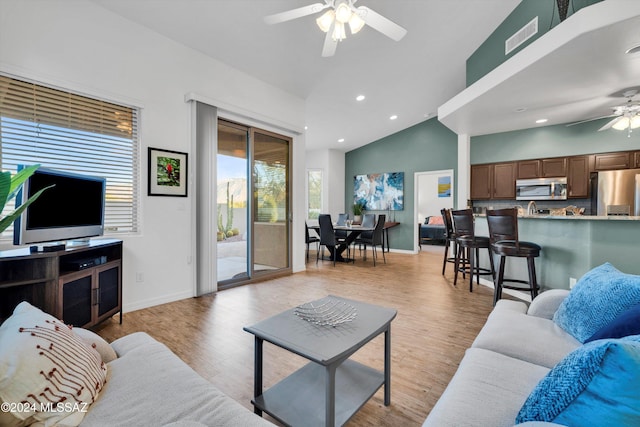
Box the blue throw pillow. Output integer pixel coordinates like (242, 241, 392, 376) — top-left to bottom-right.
(585, 304, 640, 343)
(516, 335, 640, 425)
(553, 263, 640, 342)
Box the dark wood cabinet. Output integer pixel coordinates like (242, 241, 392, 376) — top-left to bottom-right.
(518, 160, 540, 179)
(517, 160, 540, 179)
(470, 164, 492, 200)
(493, 162, 517, 199)
(517, 158, 566, 179)
(594, 152, 631, 170)
(634, 151, 640, 168)
(567, 156, 590, 198)
(0, 239, 122, 327)
(541, 157, 567, 177)
(471, 163, 516, 200)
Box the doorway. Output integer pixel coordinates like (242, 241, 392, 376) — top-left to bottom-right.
(414, 169, 454, 252)
(216, 119, 291, 287)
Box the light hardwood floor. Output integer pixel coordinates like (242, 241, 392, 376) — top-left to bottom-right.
(95, 245, 505, 426)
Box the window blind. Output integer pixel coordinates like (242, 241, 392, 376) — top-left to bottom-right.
(0, 75, 139, 236)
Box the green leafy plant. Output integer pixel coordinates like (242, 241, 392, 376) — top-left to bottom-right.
(352, 201, 365, 216)
(0, 165, 51, 234)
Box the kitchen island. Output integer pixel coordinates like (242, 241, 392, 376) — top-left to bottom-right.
(472, 214, 640, 299)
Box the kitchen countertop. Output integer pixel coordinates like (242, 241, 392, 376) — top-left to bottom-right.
(474, 214, 640, 221)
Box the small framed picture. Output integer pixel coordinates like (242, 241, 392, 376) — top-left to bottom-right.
(148, 147, 188, 197)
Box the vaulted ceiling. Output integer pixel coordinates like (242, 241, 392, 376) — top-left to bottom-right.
(89, 0, 640, 152)
(89, 0, 520, 151)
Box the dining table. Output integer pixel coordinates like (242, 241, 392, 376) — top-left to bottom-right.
(310, 224, 374, 263)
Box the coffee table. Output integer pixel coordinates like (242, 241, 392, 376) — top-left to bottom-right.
(243, 295, 397, 427)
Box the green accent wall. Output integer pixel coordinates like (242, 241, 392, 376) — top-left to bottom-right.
(467, 0, 602, 86)
(471, 118, 640, 164)
(344, 118, 458, 251)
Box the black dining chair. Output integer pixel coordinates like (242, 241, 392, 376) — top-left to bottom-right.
(305, 221, 320, 262)
(317, 214, 338, 266)
(335, 212, 349, 242)
(355, 213, 376, 254)
(358, 214, 386, 266)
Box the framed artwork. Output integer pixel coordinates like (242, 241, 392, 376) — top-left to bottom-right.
(148, 147, 188, 197)
(354, 171, 404, 210)
(438, 176, 452, 198)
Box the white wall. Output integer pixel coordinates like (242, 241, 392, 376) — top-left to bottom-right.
(0, 0, 306, 312)
(306, 149, 346, 220)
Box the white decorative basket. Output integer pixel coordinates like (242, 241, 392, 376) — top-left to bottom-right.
(294, 298, 357, 326)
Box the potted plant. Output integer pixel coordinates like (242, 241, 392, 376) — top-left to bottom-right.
(0, 165, 51, 233)
(352, 201, 365, 223)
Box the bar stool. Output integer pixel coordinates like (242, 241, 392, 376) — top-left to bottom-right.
(451, 209, 495, 292)
(441, 208, 457, 275)
(486, 208, 541, 305)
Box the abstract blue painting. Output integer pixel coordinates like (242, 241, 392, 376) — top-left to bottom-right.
(354, 172, 404, 211)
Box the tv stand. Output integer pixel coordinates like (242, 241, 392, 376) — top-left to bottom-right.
(0, 239, 123, 327)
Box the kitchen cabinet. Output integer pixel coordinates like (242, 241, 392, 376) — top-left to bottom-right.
(567, 156, 590, 198)
(470, 164, 492, 200)
(493, 162, 517, 199)
(517, 160, 540, 179)
(541, 157, 567, 177)
(634, 151, 640, 168)
(518, 158, 567, 179)
(471, 162, 516, 200)
(594, 152, 630, 170)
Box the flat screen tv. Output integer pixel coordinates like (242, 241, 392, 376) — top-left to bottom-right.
(13, 168, 106, 245)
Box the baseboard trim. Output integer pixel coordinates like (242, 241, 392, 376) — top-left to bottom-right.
(476, 277, 532, 303)
(123, 290, 194, 313)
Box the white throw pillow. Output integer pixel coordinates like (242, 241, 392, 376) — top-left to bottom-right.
(0, 302, 107, 426)
(71, 328, 117, 364)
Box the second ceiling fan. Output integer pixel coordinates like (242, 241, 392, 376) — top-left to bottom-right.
(264, 0, 407, 57)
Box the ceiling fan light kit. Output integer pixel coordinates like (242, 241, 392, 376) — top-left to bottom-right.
(265, 0, 407, 57)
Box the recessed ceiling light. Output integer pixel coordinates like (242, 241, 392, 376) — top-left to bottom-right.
(536, 119, 548, 124)
(356, 95, 365, 101)
(389, 115, 398, 120)
(515, 107, 527, 113)
(626, 44, 640, 54)
(338, 138, 345, 143)
(304, 125, 308, 130)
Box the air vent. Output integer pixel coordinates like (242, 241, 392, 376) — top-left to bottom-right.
(505, 17, 538, 55)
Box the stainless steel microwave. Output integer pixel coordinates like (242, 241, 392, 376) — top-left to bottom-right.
(516, 177, 567, 200)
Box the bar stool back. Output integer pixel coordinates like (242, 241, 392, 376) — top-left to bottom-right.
(486, 208, 541, 305)
(441, 208, 457, 275)
(451, 209, 495, 292)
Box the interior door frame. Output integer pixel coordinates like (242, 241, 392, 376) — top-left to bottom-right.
(413, 169, 455, 253)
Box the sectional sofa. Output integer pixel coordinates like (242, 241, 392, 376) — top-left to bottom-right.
(423, 262, 640, 426)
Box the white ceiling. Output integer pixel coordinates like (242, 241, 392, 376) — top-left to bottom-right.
(88, 0, 521, 151)
(438, 0, 640, 137)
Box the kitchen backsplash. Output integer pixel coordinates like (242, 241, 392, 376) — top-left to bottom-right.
(471, 198, 593, 215)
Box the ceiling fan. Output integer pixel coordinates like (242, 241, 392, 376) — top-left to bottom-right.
(264, 0, 408, 57)
(568, 89, 640, 137)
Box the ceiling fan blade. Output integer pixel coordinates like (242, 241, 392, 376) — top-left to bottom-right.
(355, 6, 407, 41)
(565, 114, 618, 127)
(321, 23, 338, 57)
(598, 116, 625, 131)
(264, 3, 329, 25)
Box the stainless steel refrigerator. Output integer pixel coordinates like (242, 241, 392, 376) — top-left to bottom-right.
(590, 168, 640, 216)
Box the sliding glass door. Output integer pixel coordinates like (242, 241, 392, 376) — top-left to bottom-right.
(252, 129, 290, 274)
(216, 120, 291, 287)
